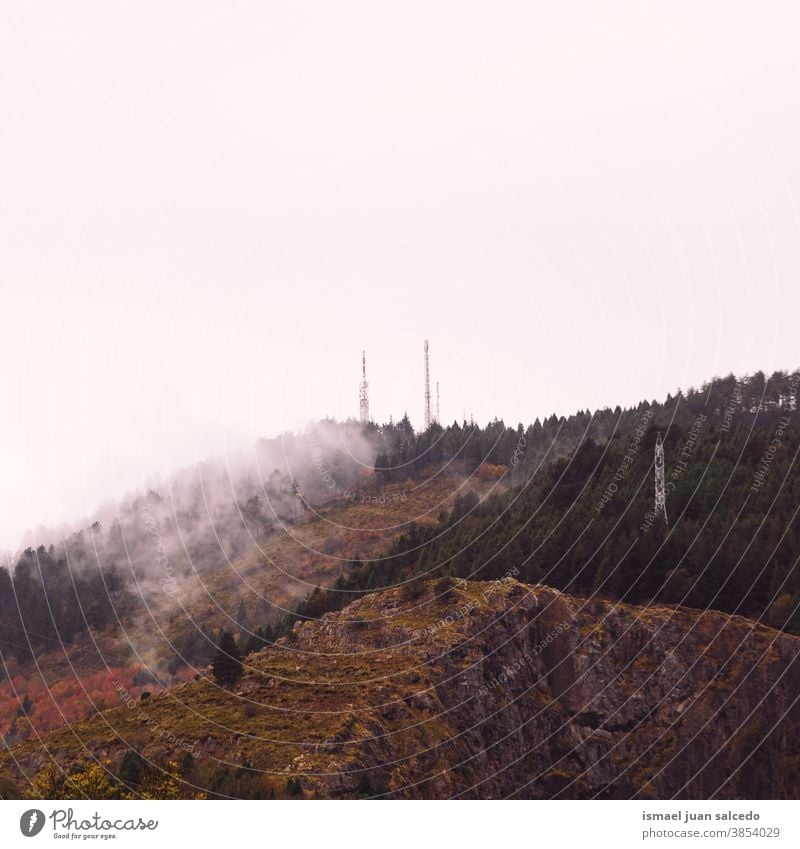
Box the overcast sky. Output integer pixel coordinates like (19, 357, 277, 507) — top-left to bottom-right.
(1, 1, 799, 549)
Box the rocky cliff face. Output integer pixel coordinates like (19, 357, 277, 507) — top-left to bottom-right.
(3, 578, 799, 799)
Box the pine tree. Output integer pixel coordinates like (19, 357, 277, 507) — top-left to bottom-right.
(118, 750, 146, 789)
(235, 598, 249, 640)
(211, 630, 243, 687)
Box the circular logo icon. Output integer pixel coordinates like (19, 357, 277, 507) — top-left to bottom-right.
(20, 809, 45, 837)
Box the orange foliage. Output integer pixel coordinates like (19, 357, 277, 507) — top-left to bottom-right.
(476, 463, 508, 480)
(0, 665, 159, 744)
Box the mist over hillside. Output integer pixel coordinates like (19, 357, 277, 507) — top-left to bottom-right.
(2, 368, 795, 648)
(4, 0, 800, 815)
(279, 368, 800, 637)
(1, 367, 798, 754)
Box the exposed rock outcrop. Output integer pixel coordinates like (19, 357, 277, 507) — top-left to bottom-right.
(3, 579, 798, 799)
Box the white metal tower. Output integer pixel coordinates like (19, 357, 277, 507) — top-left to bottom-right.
(423, 339, 431, 429)
(359, 350, 369, 423)
(655, 431, 668, 524)
(435, 381, 440, 425)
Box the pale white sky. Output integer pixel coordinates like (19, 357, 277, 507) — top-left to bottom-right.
(1, 1, 799, 549)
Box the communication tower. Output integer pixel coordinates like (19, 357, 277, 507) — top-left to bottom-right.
(423, 340, 431, 429)
(359, 350, 369, 423)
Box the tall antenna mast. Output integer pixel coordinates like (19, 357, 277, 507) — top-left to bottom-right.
(359, 349, 369, 423)
(655, 432, 668, 524)
(423, 339, 431, 430)
(435, 381, 440, 425)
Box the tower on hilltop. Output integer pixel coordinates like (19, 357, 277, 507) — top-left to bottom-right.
(359, 350, 369, 423)
(423, 339, 431, 429)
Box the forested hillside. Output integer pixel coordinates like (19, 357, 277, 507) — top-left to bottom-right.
(2, 368, 797, 750)
(292, 370, 800, 635)
(3, 368, 797, 667)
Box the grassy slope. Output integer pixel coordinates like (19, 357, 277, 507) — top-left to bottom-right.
(1, 472, 505, 743)
(2, 577, 796, 799)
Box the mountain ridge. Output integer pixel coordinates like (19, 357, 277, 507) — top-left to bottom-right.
(2, 578, 797, 799)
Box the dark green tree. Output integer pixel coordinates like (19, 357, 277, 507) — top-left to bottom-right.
(211, 630, 243, 687)
(117, 750, 146, 789)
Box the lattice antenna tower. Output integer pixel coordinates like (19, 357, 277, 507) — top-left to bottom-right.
(655, 431, 668, 524)
(423, 339, 431, 430)
(359, 349, 369, 424)
(435, 381, 440, 425)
